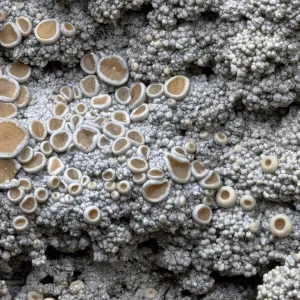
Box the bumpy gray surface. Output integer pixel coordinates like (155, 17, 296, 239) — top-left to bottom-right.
(1, 0, 300, 299)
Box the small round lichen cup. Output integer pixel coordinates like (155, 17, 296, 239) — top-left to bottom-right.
(34, 19, 60, 44)
(192, 204, 212, 225)
(261, 155, 279, 174)
(269, 214, 292, 238)
(216, 186, 237, 208)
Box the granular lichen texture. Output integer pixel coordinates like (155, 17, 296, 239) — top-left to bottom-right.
(1, 1, 300, 299)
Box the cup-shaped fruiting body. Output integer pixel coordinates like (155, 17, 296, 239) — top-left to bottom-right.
(68, 182, 83, 196)
(130, 104, 149, 122)
(80, 75, 100, 97)
(60, 22, 76, 37)
(17, 146, 33, 164)
(164, 75, 190, 100)
(74, 103, 88, 115)
(0, 102, 18, 118)
(164, 153, 191, 184)
(80, 52, 98, 74)
(47, 175, 60, 190)
(63, 167, 82, 184)
(269, 214, 292, 238)
(34, 187, 49, 203)
(137, 145, 150, 160)
(0, 22, 22, 48)
(200, 171, 221, 190)
(97, 134, 112, 149)
(46, 117, 66, 134)
(129, 82, 146, 110)
(48, 157, 65, 176)
(19, 178, 32, 192)
(16, 16, 32, 37)
(50, 130, 72, 152)
(97, 55, 129, 86)
(0, 10, 6, 23)
(147, 168, 164, 180)
(13, 216, 29, 232)
(146, 83, 164, 99)
(73, 125, 100, 153)
(53, 103, 69, 118)
(0, 75, 20, 102)
(261, 155, 279, 174)
(64, 194, 75, 204)
(112, 137, 131, 156)
(73, 85, 82, 100)
(60, 86, 73, 102)
(104, 181, 116, 192)
(126, 129, 145, 146)
(240, 195, 256, 211)
(102, 169, 116, 182)
(117, 180, 131, 195)
(69, 280, 85, 295)
(51, 191, 61, 202)
(185, 141, 196, 153)
(91, 94, 112, 111)
(34, 19, 60, 44)
(87, 181, 97, 191)
(0, 119, 28, 158)
(80, 175, 91, 187)
(111, 110, 130, 126)
(28, 120, 47, 142)
(171, 146, 187, 158)
(216, 186, 237, 208)
(192, 204, 212, 225)
(23, 152, 46, 173)
(84, 206, 101, 225)
(115, 86, 131, 105)
(214, 132, 228, 145)
(54, 94, 67, 104)
(144, 288, 157, 300)
(142, 179, 170, 203)
(70, 114, 84, 129)
(103, 121, 126, 140)
(7, 187, 25, 203)
(0, 159, 21, 189)
(6, 62, 31, 83)
(27, 291, 44, 300)
(14, 85, 31, 108)
(40, 141, 52, 157)
(58, 180, 68, 193)
(19, 195, 38, 214)
(191, 161, 209, 180)
(133, 173, 147, 185)
(127, 157, 149, 173)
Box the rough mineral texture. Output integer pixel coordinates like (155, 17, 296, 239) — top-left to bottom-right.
(1, 0, 300, 299)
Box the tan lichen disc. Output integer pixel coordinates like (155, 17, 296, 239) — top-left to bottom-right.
(137, 145, 150, 160)
(191, 160, 209, 180)
(192, 204, 212, 225)
(79, 75, 100, 97)
(164, 75, 190, 100)
(91, 94, 112, 111)
(14, 85, 31, 108)
(22, 152, 46, 173)
(50, 130, 72, 152)
(17, 145, 33, 164)
(164, 153, 191, 184)
(61, 22, 76, 37)
(80, 52, 99, 74)
(142, 179, 171, 203)
(0, 159, 21, 189)
(146, 83, 164, 99)
(13, 216, 29, 232)
(60, 86, 73, 102)
(0, 75, 20, 102)
(0, 22, 22, 48)
(15, 16, 32, 37)
(97, 55, 129, 86)
(102, 121, 126, 140)
(19, 195, 38, 214)
(112, 137, 131, 156)
(0, 10, 6, 23)
(53, 103, 69, 118)
(126, 129, 145, 146)
(216, 186, 237, 208)
(46, 117, 66, 134)
(47, 157, 65, 176)
(0, 119, 28, 158)
(0, 102, 18, 118)
(200, 170, 221, 190)
(147, 168, 164, 180)
(269, 214, 292, 238)
(28, 120, 47, 142)
(111, 110, 130, 126)
(261, 155, 279, 174)
(129, 82, 146, 110)
(127, 157, 149, 173)
(34, 19, 60, 44)
(73, 125, 100, 153)
(130, 104, 149, 122)
(115, 86, 131, 105)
